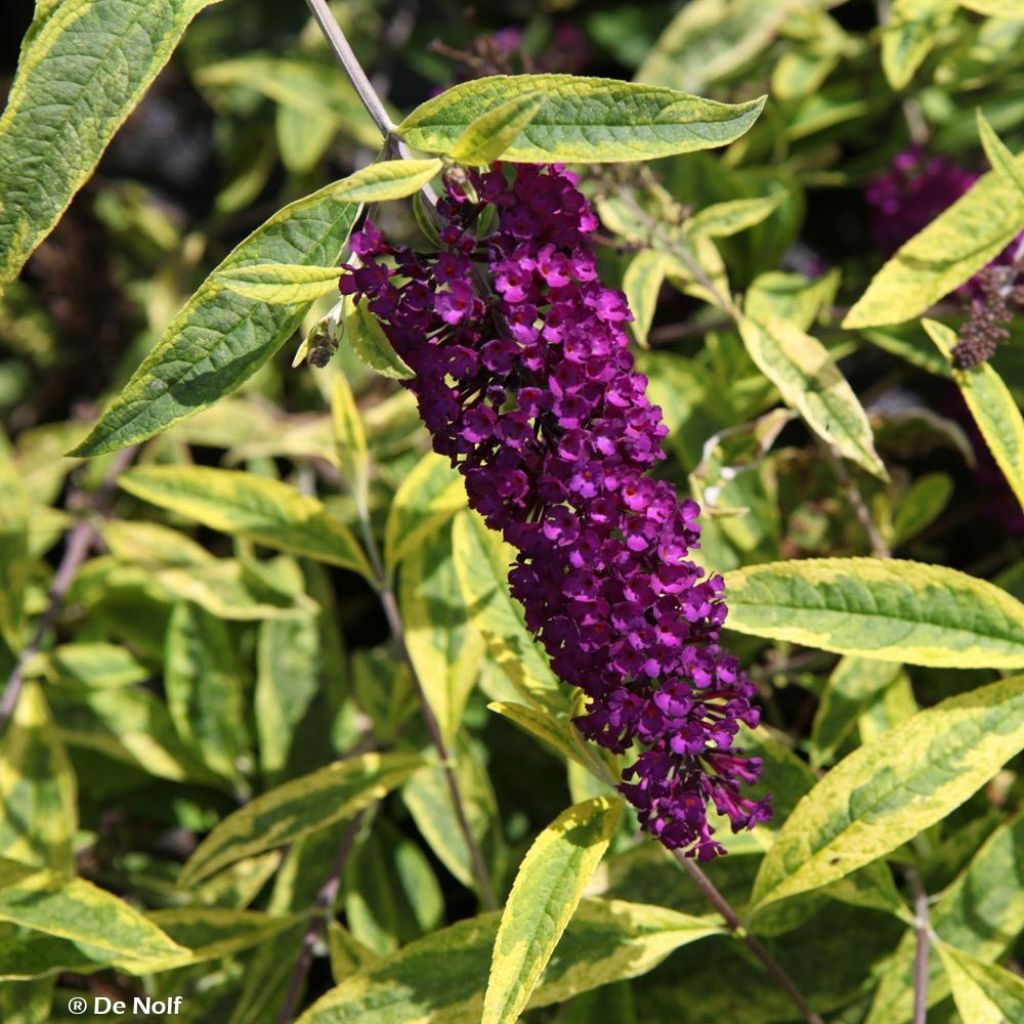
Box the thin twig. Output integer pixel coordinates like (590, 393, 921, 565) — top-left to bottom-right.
(0, 444, 139, 732)
(302, 0, 497, 911)
(302, 0, 396, 139)
(907, 869, 931, 1024)
(674, 854, 825, 1024)
(822, 443, 891, 558)
(276, 812, 366, 1024)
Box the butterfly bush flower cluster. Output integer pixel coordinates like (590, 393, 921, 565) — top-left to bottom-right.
(339, 164, 772, 858)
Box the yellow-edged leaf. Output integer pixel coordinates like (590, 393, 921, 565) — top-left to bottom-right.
(216, 264, 341, 303)
(344, 297, 415, 380)
(450, 92, 547, 165)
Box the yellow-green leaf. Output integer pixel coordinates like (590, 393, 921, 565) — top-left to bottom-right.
(120, 465, 372, 578)
(685, 194, 785, 240)
(384, 451, 466, 570)
(483, 797, 623, 1024)
(452, 511, 565, 712)
(146, 908, 300, 964)
(881, 0, 958, 91)
(977, 109, 1024, 198)
(959, 0, 1024, 16)
(0, 0, 221, 291)
(867, 812, 1024, 1023)
(180, 751, 423, 885)
(72, 184, 361, 456)
(938, 944, 1024, 1024)
(296, 898, 722, 1024)
(738, 311, 886, 479)
(331, 374, 369, 515)
(400, 529, 484, 746)
(924, 318, 1024, 513)
(216, 264, 341, 304)
(0, 428, 29, 649)
(751, 674, 1024, 909)
(843, 161, 1024, 328)
(327, 159, 443, 203)
(724, 557, 1024, 667)
(622, 250, 667, 348)
(0, 858, 187, 970)
(0, 683, 76, 873)
(398, 75, 765, 163)
(344, 297, 415, 380)
(449, 92, 547, 165)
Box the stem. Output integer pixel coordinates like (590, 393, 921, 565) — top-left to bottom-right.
(302, 0, 397, 138)
(908, 869, 931, 1024)
(302, 0, 497, 911)
(674, 855, 825, 1024)
(276, 812, 365, 1024)
(822, 443, 891, 558)
(0, 445, 139, 733)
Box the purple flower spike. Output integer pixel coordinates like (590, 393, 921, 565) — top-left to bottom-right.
(339, 163, 772, 858)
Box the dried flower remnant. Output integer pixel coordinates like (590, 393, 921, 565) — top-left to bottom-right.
(339, 164, 771, 858)
(951, 262, 1024, 370)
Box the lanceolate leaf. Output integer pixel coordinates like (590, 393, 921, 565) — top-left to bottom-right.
(843, 157, 1024, 328)
(0, 0, 221, 291)
(344, 298, 415, 380)
(296, 899, 722, 1024)
(0, 428, 29, 650)
(72, 186, 362, 456)
(119, 465, 372, 578)
(622, 250, 668, 348)
(881, 0, 958, 91)
(450, 92, 547, 165)
(738, 312, 887, 479)
(977, 109, 1024, 198)
(924, 318, 1024, 512)
(325, 159, 443, 203)
(483, 797, 623, 1024)
(146, 908, 301, 964)
(0, 858, 186, 969)
(452, 511, 565, 712)
(685, 195, 785, 240)
(751, 674, 1024, 909)
(180, 752, 424, 885)
(938, 944, 1024, 1024)
(723, 558, 1024, 667)
(398, 75, 766, 162)
(217, 264, 342, 304)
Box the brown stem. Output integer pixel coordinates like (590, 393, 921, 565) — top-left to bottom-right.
(276, 812, 366, 1023)
(0, 444, 139, 732)
(674, 854, 825, 1024)
(822, 443, 891, 558)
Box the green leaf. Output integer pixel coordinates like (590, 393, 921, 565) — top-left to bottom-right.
(0, 683, 76, 873)
(959, 0, 1024, 12)
(400, 530, 484, 746)
(867, 812, 1024, 1022)
(843, 163, 1024, 329)
(72, 184, 361, 456)
(744, 269, 841, 333)
(809, 658, 902, 769)
(119, 465, 372, 578)
(892, 471, 954, 545)
(685, 194, 785, 240)
(326, 159, 443, 203)
(0, 429, 29, 649)
(398, 75, 765, 162)
(881, 0, 958, 91)
(938, 944, 1024, 1024)
(402, 738, 500, 893)
(737, 311, 887, 479)
(165, 602, 248, 782)
(452, 511, 565, 712)
(46, 642, 149, 689)
(482, 797, 623, 1024)
(487, 702, 607, 778)
(924, 319, 1024, 513)
(0, 0, 220, 290)
(147, 908, 300, 964)
(622, 250, 667, 348)
(216, 264, 342, 304)
(180, 751, 423, 885)
(384, 452, 466, 570)
(724, 557, 1024, 667)
(449, 92, 547, 165)
(977, 109, 1024, 198)
(295, 898, 722, 1024)
(0, 858, 187, 970)
(344, 297, 415, 380)
(637, 0, 797, 93)
(331, 374, 369, 515)
(750, 674, 1024, 909)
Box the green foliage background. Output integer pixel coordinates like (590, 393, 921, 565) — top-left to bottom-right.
(3, 0, 1024, 1021)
